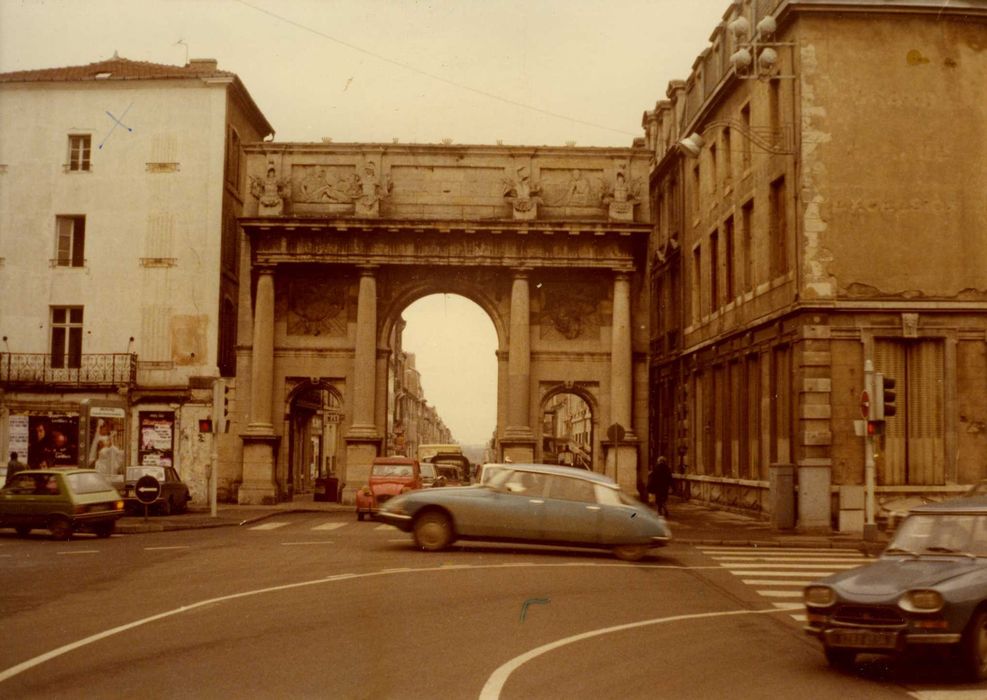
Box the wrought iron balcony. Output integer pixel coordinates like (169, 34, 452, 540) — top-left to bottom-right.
(0, 353, 137, 389)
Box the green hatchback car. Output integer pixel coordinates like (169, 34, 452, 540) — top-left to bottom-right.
(0, 469, 125, 540)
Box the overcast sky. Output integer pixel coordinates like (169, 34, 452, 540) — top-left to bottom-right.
(1, 0, 729, 444)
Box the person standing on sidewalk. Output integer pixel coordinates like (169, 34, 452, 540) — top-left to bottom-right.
(647, 456, 673, 517)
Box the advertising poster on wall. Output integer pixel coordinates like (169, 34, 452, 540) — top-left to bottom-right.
(87, 408, 126, 480)
(7, 415, 29, 464)
(28, 415, 79, 468)
(138, 411, 174, 467)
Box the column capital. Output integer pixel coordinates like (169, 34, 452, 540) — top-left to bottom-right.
(256, 263, 277, 276)
(356, 264, 380, 276)
(612, 268, 634, 281)
(510, 266, 533, 278)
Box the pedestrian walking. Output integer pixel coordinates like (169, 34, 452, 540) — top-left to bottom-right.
(647, 456, 673, 517)
(5, 451, 26, 486)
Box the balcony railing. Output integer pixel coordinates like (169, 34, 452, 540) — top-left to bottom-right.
(0, 353, 137, 388)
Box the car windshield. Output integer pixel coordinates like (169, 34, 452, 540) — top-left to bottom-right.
(372, 464, 413, 478)
(420, 464, 436, 478)
(66, 471, 115, 494)
(888, 513, 987, 557)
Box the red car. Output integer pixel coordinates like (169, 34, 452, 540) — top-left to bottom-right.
(356, 456, 423, 521)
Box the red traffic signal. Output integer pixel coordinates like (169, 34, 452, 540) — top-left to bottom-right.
(198, 418, 213, 433)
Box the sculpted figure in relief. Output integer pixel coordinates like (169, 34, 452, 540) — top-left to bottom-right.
(355, 162, 392, 217)
(250, 160, 290, 216)
(602, 168, 642, 222)
(296, 167, 360, 204)
(503, 166, 541, 220)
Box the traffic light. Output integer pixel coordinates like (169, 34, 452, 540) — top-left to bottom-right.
(874, 373, 897, 420)
(213, 379, 231, 433)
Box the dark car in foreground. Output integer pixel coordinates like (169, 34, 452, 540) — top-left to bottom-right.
(804, 496, 987, 679)
(121, 465, 191, 515)
(0, 469, 125, 539)
(376, 463, 671, 561)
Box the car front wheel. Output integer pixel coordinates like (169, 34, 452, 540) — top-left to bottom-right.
(961, 610, 987, 681)
(413, 511, 453, 551)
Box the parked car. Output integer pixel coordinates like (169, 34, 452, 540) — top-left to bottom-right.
(803, 495, 987, 679)
(420, 462, 439, 488)
(427, 454, 472, 486)
(0, 469, 125, 540)
(356, 456, 423, 521)
(121, 465, 191, 515)
(376, 463, 671, 561)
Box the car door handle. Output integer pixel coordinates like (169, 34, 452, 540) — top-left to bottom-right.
(529, 499, 544, 504)
(585, 505, 601, 511)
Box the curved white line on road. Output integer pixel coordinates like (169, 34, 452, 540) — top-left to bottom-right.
(479, 605, 802, 700)
(0, 560, 721, 684)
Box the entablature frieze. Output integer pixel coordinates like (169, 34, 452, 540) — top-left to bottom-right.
(242, 217, 649, 271)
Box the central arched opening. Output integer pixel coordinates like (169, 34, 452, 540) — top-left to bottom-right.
(388, 293, 498, 465)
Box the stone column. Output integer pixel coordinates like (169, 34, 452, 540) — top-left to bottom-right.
(606, 270, 638, 490)
(343, 265, 381, 503)
(239, 264, 278, 504)
(502, 268, 535, 461)
(348, 266, 379, 438)
(610, 271, 633, 432)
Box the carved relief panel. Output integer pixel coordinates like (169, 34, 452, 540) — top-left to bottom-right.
(537, 280, 604, 340)
(285, 275, 349, 336)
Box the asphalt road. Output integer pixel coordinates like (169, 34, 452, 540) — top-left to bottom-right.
(0, 514, 980, 699)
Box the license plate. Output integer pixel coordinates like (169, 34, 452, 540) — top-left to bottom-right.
(825, 629, 899, 649)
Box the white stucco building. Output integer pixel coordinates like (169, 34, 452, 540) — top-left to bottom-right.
(0, 56, 272, 503)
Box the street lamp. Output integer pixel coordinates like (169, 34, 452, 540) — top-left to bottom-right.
(727, 13, 794, 81)
(677, 119, 793, 158)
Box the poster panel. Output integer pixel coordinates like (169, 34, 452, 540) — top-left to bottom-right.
(138, 411, 174, 467)
(28, 415, 79, 468)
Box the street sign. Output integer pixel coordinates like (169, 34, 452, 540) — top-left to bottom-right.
(134, 475, 161, 505)
(859, 390, 870, 419)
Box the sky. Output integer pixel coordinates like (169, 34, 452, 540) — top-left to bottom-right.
(0, 0, 730, 444)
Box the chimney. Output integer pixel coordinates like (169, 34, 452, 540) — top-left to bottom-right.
(187, 58, 218, 71)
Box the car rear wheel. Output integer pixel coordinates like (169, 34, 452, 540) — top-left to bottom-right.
(14, 526, 31, 538)
(47, 516, 73, 541)
(612, 544, 648, 562)
(961, 610, 987, 680)
(94, 521, 115, 538)
(824, 647, 856, 670)
(413, 511, 452, 551)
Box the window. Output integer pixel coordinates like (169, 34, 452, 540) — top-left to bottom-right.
(741, 200, 754, 290)
(740, 103, 752, 172)
(51, 307, 83, 369)
(724, 216, 735, 302)
(709, 142, 718, 194)
(709, 229, 720, 310)
(55, 216, 86, 267)
(769, 177, 789, 277)
(225, 127, 241, 186)
(692, 245, 702, 322)
(68, 134, 91, 172)
(722, 127, 732, 186)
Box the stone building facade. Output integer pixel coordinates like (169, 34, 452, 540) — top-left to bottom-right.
(644, 0, 987, 530)
(0, 57, 272, 503)
(232, 143, 652, 503)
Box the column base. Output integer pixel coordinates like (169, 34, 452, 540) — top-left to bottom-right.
(238, 434, 279, 505)
(500, 436, 536, 464)
(340, 439, 381, 504)
(604, 441, 639, 494)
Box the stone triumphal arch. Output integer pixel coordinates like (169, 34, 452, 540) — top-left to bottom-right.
(233, 143, 651, 504)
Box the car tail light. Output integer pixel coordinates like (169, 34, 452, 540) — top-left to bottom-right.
(115, 500, 124, 511)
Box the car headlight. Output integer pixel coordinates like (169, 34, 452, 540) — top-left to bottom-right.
(804, 585, 836, 608)
(899, 589, 944, 613)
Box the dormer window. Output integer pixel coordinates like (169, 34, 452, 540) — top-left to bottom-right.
(68, 134, 91, 172)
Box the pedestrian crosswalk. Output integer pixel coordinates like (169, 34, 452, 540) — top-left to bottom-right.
(697, 546, 870, 622)
(246, 518, 393, 533)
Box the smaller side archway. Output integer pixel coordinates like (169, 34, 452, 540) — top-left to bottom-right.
(282, 379, 345, 501)
(539, 385, 599, 471)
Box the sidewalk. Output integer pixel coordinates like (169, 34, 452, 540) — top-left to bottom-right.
(116, 494, 890, 555)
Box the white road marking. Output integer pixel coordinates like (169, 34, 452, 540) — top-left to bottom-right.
(721, 562, 859, 569)
(249, 522, 290, 531)
(479, 605, 802, 700)
(742, 579, 815, 586)
(57, 550, 99, 555)
(729, 569, 839, 577)
(374, 524, 391, 531)
(280, 541, 334, 546)
(311, 522, 345, 531)
(711, 556, 865, 563)
(756, 590, 803, 598)
(144, 546, 191, 551)
(0, 561, 722, 685)
(910, 692, 987, 699)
